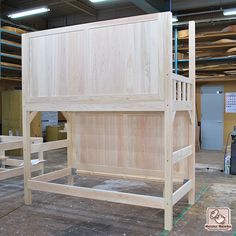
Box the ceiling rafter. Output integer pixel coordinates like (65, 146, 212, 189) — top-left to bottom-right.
(129, 0, 158, 13)
(61, 0, 96, 17)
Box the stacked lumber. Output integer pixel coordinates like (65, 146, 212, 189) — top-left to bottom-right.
(176, 25, 236, 82)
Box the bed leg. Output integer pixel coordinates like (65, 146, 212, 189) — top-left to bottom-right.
(23, 111, 32, 205)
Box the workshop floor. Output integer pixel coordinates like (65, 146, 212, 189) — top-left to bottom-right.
(0, 149, 235, 236)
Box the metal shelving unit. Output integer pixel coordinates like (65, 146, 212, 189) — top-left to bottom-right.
(173, 25, 236, 82)
(0, 19, 31, 81)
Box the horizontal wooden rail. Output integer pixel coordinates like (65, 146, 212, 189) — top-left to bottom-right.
(29, 94, 163, 103)
(77, 164, 185, 183)
(0, 141, 23, 151)
(172, 73, 193, 84)
(5, 159, 24, 167)
(31, 168, 71, 182)
(173, 101, 192, 111)
(0, 163, 43, 181)
(0, 136, 42, 152)
(173, 145, 193, 164)
(28, 180, 165, 209)
(172, 180, 192, 205)
(31, 140, 70, 154)
(25, 102, 165, 112)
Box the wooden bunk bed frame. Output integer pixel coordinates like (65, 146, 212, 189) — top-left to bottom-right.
(22, 12, 195, 231)
(0, 135, 43, 180)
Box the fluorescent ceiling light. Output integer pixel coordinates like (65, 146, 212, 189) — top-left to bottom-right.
(8, 7, 50, 19)
(223, 8, 236, 16)
(89, 0, 107, 2)
(172, 16, 178, 22)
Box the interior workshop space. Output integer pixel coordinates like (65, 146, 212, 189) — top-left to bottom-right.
(0, 0, 236, 235)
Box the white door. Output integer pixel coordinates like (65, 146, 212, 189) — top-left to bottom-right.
(201, 86, 224, 150)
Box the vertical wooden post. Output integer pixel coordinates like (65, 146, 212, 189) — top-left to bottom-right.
(0, 150, 5, 168)
(38, 143, 44, 175)
(23, 111, 32, 204)
(188, 21, 196, 204)
(65, 112, 75, 185)
(164, 12, 173, 231)
(22, 34, 32, 205)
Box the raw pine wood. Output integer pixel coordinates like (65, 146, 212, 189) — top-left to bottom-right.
(28, 14, 165, 100)
(22, 33, 32, 205)
(22, 12, 195, 231)
(28, 180, 165, 209)
(188, 21, 196, 204)
(31, 140, 69, 153)
(173, 180, 193, 205)
(31, 168, 71, 182)
(0, 136, 43, 181)
(173, 145, 192, 164)
(163, 12, 173, 230)
(0, 164, 43, 181)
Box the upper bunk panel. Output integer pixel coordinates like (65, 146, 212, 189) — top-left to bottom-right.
(87, 20, 163, 95)
(29, 30, 86, 97)
(24, 12, 172, 99)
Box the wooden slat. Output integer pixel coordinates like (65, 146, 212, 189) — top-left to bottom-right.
(173, 81, 176, 101)
(173, 145, 192, 164)
(77, 170, 182, 183)
(172, 73, 193, 84)
(173, 101, 192, 111)
(31, 168, 71, 182)
(77, 164, 185, 183)
(5, 159, 24, 167)
(31, 140, 70, 154)
(28, 180, 165, 209)
(0, 141, 22, 151)
(187, 84, 191, 101)
(182, 83, 186, 101)
(172, 180, 193, 205)
(0, 163, 43, 181)
(178, 31, 236, 41)
(179, 42, 236, 51)
(177, 81, 181, 101)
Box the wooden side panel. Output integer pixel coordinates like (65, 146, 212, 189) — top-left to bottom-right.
(73, 112, 188, 178)
(173, 112, 189, 151)
(74, 113, 164, 170)
(28, 13, 168, 99)
(173, 112, 189, 178)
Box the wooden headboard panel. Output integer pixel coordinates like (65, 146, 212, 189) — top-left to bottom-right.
(24, 12, 171, 100)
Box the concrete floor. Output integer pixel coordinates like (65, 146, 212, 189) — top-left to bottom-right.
(0, 149, 235, 236)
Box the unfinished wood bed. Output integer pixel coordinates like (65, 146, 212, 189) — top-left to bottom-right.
(22, 12, 195, 231)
